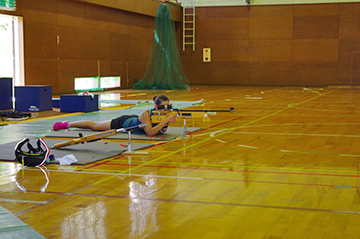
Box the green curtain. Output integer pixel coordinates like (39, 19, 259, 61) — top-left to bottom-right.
(0, 0, 16, 11)
(133, 4, 190, 90)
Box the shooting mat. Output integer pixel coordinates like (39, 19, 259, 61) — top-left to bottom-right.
(46, 127, 202, 141)
(0, 138, 153, 165)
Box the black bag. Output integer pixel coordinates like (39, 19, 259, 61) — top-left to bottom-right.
(15, 138, 50, 166)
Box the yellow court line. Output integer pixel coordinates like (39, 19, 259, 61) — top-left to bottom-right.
(92, 175, 118, 185)
(0, 112, 84, 125)
(100, 106, 131, 111)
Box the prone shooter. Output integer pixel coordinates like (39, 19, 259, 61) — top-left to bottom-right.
(151, 105, 235, 137)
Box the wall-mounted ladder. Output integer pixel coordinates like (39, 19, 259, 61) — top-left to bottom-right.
(182, 0, 195, 51)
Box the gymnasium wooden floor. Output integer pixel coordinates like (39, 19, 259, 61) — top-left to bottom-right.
(1, 85, 360, 238)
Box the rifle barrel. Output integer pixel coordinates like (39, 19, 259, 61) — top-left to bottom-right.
(174, 107, 234, 113)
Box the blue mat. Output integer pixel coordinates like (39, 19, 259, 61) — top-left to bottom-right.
(0, 206, 46, 239)
(0, 100, 204, 145)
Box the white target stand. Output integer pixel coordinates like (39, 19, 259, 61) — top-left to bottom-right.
(182, 118, 190, 137)
(122, 129, 148, 155)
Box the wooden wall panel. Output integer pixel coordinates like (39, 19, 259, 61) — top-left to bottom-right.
(339, 3, 360, 15)
(339, 15, 360, 39)
(206, 6, 249, 18)
(195, 7, 207, 19)
(128, 14, 154, 37)
(181, 62, 209, 85)
(25, 59, 58, 86)
(350, 52, 360, 85)
(207, 40, 248, 62)
(249, 40, 292, 62)
(108, 11, 130, 35)
(248, 62, 293, 85)
(56, 0, 85, 28)
(84, 3, 111, 32)
(24, 23, 57, 59)
(88, 0, 115, 8)
(210, 62, 248, 85)
(57, 27, 111, 60)
(293, 4, 339, 16)
(182, 62, 248, 85)
(181, 3, 360, 86)
(82, 0, 182, 22)
(129, 36, 153, 62)
(136, 0, 158, 17)
(110, 33, 130, 61)
(249, 5, 293, 18)
(201, 18, 249, 40)
(292, 63, 338, 85)
(128, 61, 148, 83)
(21, 0, 57, 24)
(338, 39, 360, 85)
(249, 17, 293, 39)
(293, 16, 339, 39)
(293, 39, 338, 62)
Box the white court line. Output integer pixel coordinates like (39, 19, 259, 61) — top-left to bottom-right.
(25, 168, 204, 180)
(242, 97, 263, 99)
(215, 139, 227, 144)
(0, 198, 49, 204)
(230, 131, 360, 138)
(234, 123, 360, 129)
(340, 154, 360, 157)
(238, 145, 259, 149)
(193, 123, 360, 139)
(280, 150, 309, 154)
(191, 129, 228, 138)
(210, 129, 228, 137)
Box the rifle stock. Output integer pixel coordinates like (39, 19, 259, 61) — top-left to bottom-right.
(51, 123, 147, 149)
(151, 107, 233, 123)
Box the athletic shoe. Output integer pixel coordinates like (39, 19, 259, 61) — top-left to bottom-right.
(53, 121, 69, 131)
(6, 111, 28, 121)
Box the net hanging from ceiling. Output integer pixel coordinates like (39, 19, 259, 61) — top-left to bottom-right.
(132, 3, 190, 90)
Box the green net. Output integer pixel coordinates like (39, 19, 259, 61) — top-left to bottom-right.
(132, 4, 190, 90)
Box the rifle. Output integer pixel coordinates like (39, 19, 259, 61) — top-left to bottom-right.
(151, 107, 234, 123)
(51, 124, 148, 149)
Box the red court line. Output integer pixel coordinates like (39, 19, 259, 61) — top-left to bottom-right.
(10, 189, 360, 215)
(81, 155, 127, 170)
(186, 143, 360, 150)
(99, 162, 360, 178)
(204, 177, 359, 188)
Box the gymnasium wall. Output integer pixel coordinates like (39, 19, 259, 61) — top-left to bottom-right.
(2, 1, 360, 90)
(0, 0, 182, 94)
(180, 3, 360, 86)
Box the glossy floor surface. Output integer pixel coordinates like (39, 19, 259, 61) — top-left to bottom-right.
(1, 86, 360, 239)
